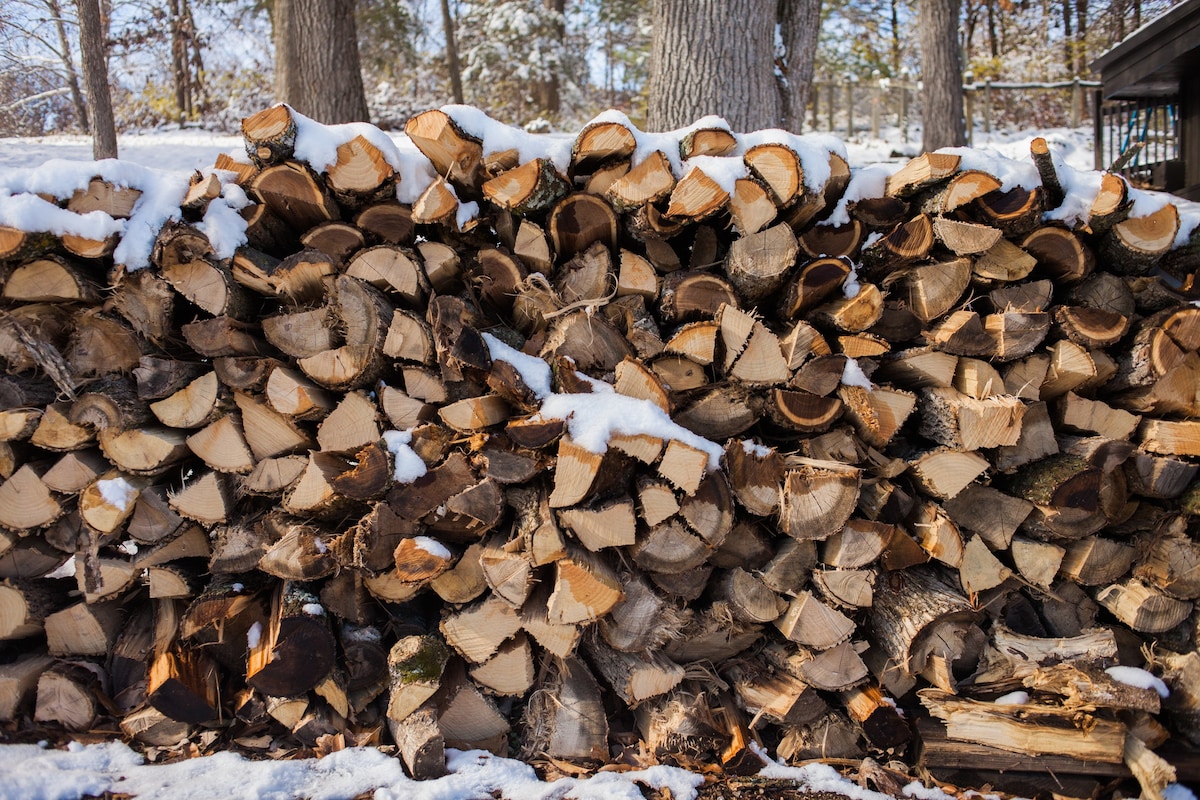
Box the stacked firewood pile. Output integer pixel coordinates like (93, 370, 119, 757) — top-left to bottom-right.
(0, 103, 1198, 799)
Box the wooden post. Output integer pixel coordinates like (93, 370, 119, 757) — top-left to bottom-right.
(1094, 88, 1104, 170)
(983, 79, 992, 136)
(964, 72, 975, 146)
(845, 74, 855, 140)
(871, 71, 882, 139)
(1071, 78, 1082, 129)
(828, 81, 837, 134)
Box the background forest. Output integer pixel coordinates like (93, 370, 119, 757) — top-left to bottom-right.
(0, 0, 1185, 139)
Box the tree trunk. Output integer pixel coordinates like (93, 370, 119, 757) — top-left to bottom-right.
(48, 0, 89, 134)
(537, 0, 565, 118)
(273, 0, 370, 124)
(648, 0, 780, 131)
(75, 0, 116, 158)
(778, 0, 822, 133)
(439, 0, 464, 105)
(918, 0, 966, 152)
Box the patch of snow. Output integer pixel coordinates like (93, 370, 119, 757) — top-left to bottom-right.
(993, 690, 1030, 705)
(411, 536, 451, 561)
(751, 742, 942, 800)
(822, 162, 901, 226)
(245, 621, 262, 651)
(196, 181, 249, 259)
(1106, 665, 1170, 698)
(301, 603, 325, 617)
(536, 391, 724, 471)
(0, 742, 711, 800)
(481, 332, 552, 399)
(841, 358, 874, 390)
(313, 537, 327, 554)
(937, 146, 1040, 191)
(382, 429, 428, 483)
(231, 583, 244, 593)
(455, 200, 480, 231)
(741, 439, 772, 458)
(681, 155, 746, 193)
(44, 557, 78, 580)
(95, 477, 138, 512)
(442, 105, 574, 173)
(843, 262, 861, 298)
(737, 128, 846, 194)
(116, 540, 138, 556)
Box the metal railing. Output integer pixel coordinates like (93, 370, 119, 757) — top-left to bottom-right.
(1095, 96, 1181, 190)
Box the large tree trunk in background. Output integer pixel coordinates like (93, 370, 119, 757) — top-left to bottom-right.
(273, 0, 370, 124)
(778, 0, 822, 133)
(49, 0, 89, 134)
(440, 0, 464, 105)
(918, 0, 966, 152)
(648, 0, 780, 132)
(75, 0, 116, 158)
(537, 0, 565, 118)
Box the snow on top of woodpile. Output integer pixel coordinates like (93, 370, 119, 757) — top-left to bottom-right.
(482, 332, 726, 472)
(4, 104, 1200, 269)
(444, 104, 575, 173)
(288, 106, 439, 204)
(0, 158, 190, 269)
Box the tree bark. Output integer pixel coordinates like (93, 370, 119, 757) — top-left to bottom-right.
(537, 0, 565, 118)
(48, 0, 89, 133)
(778, 0, 822, 133)
(75, 0, 116, 158)
(648, 0, 780, 131)
(439, 0, 464, 105)
(273, 0, 370, 124)
(918, 0, 966, 152)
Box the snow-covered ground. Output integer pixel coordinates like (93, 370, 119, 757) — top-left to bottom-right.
(0, 738, 946, 800)
(0, 121, 1098, 173)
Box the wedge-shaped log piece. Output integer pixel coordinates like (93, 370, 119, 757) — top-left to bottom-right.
(521, 655, 608, 763)
(405, 109, 483, 188)
(441, 594, 522, 664)
(1102, 202, 1180, 273)
(1139, 419, 1200, 457)
(147, 646, 220, 724)
(890, 258, 970, 324)
(744, 142, 803, 206)
(547, 546, 623, 625)
(838, 384, 916, 448)
(585, 633, 684, 706)
(559, 497, 637, 552)
(908, 449, 988, 500)
(606, 150, 675, 211)
(247, 582, 337, 697)
(169, 471, 232, 526)
(0, 466, 62, 531)
(863, 207, 934, 270)
(1096, 578, 1193, 634)
(779, 458, 860, 541)
(942, 484, 1032, 550)
(714, 567, 785, 623)
(234, 392, 314, 460)
(387, 634, 450, 725)
(885, 153, 961, 197)
(919, 387, 1025, 450)
(774, 591, 855, 650)
(723, 439, 783, 516)
(345, 245, 427, 305)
